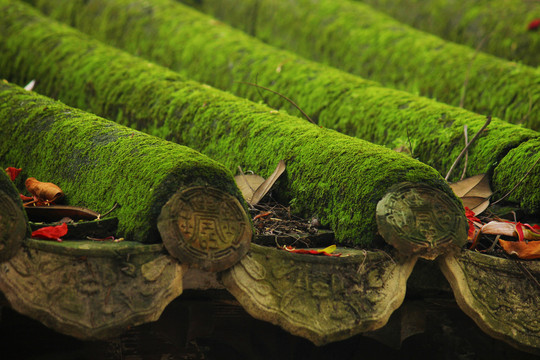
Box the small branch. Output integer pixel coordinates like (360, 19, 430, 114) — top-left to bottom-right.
(445, 116, 491, 181)
(487, 234, 501, 252)
(253, 74, 267, 104)
(98, 202, 120, 220)
(235, 81, 316, 125)
(460, 125, 469, 180)
(490, 156, 540, 206)
(406, 127, 414, 157)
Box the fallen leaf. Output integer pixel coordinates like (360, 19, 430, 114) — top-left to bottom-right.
(481, 221, 515, 237)
(250, 160, 286, 206)
(24, 79, 36, 91)
(282, 244, 341, 257)
(499, 239, 540, 259)
(461, 196, 490, 214)
(31, 222, 68, 242)
(25, 205, 99, 222)
(450, 174, 492, 215)
(450, 174, 491, 198)
(235, 173, 265, 203)
(481, 221, 540, 242)
(20, 194, 33, 201)
(528, 18, 540, 31)
(25, 177, 64, 203)
(465, 207, 481, 237)
(5, 167, 22, 181)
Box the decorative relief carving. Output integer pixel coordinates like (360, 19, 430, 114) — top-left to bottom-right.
(222, 244, 416, 345)
(377, 183, 467, 259)
(0, 242, 184, 339)
(440, 250, 540, 354)
(158, 186, 251, 272)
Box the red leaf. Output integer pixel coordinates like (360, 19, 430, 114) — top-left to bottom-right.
(464, 207, 481, 241)
(282, 245, 341, 257)
(515, 222, 525, 242)
(20, 194, 34, 201)
(5, 167, 22, 181)
(528, 18, 540, 30)
(31, 223, 68, 242)
(464, 207, 480, 223)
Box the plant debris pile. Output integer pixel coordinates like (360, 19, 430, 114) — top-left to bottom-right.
(249, 200, 334, 248)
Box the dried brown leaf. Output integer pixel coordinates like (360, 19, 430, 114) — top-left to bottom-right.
(450, 174, 491, 198)
(25, 177, 64, 202)
(461, 197, 490, 215)
(481, 221, 516, 237)
(250, 160, 286, 206)
(450, 174, 492, 215)
(234, 173, 265, 203)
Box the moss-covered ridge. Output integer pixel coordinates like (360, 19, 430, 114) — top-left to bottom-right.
(16, 0, 540, 212)
(354, 0, 540, 67)
(0, 0, 462, 246)
(182, 0, 540, 130)
(0, 81, 242, 243)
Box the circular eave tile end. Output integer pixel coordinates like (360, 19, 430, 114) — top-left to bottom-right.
(376, 182, 467, 260)
(0, 193, 27, 263)
(158, 186, 252, 272)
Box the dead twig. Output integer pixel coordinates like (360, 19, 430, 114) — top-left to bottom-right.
(460, 125, 469, 180)
(486, 234, 501, 252)
(445, 116, 491, 181)
(98, 202, 120, 220)
(236, 81, 316, 125)
(252, 73, 268, 104)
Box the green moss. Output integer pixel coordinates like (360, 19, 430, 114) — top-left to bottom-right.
(16, 0, 540, 212)
(0, 0, 462, 246)
(353, 0, 540, 67)
(492, 138, 540, 213)
(181, 0, 540, 130)
(0, 81, 242, 243)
